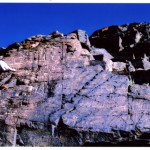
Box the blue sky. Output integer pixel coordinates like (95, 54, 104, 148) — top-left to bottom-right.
(0, 3, 150, 47)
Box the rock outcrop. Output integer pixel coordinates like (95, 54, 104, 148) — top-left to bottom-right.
(90, 22, 150, 84)
(0, 23, 150, 146)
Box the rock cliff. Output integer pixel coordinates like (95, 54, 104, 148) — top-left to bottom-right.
(0, 23, 150, 146)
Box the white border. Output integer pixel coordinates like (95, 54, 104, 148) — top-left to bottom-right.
(0, 1, 149, 150)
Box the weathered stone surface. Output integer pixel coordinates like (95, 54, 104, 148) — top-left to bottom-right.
(90, 23, 150, 57)
(90, 23, 150, 84)
(72, 30, 91, 50)
(112, 62, 126, 71)
(0, 23, 150, 146)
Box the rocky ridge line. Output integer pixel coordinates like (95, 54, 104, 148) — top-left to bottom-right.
(0, 23, 150, 146)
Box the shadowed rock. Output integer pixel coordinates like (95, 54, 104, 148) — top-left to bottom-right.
(90, 22, 150, 84)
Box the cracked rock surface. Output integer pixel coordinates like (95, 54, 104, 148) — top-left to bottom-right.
(0, 23, 150, 146)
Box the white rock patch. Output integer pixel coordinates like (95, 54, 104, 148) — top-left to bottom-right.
(0, 60, 16, 72)
(135, 31, 142, 43)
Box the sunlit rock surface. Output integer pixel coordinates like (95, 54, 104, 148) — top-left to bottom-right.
(0, 24, 150, 146)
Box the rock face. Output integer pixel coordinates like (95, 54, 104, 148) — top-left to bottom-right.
(90, 22, 150, 84)
(0, 24, 150, 146)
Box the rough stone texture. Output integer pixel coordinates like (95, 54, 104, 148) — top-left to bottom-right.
(72, 30, 91, 50)
(0, 23, 150, 146)
(90, 22, 150, 84)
